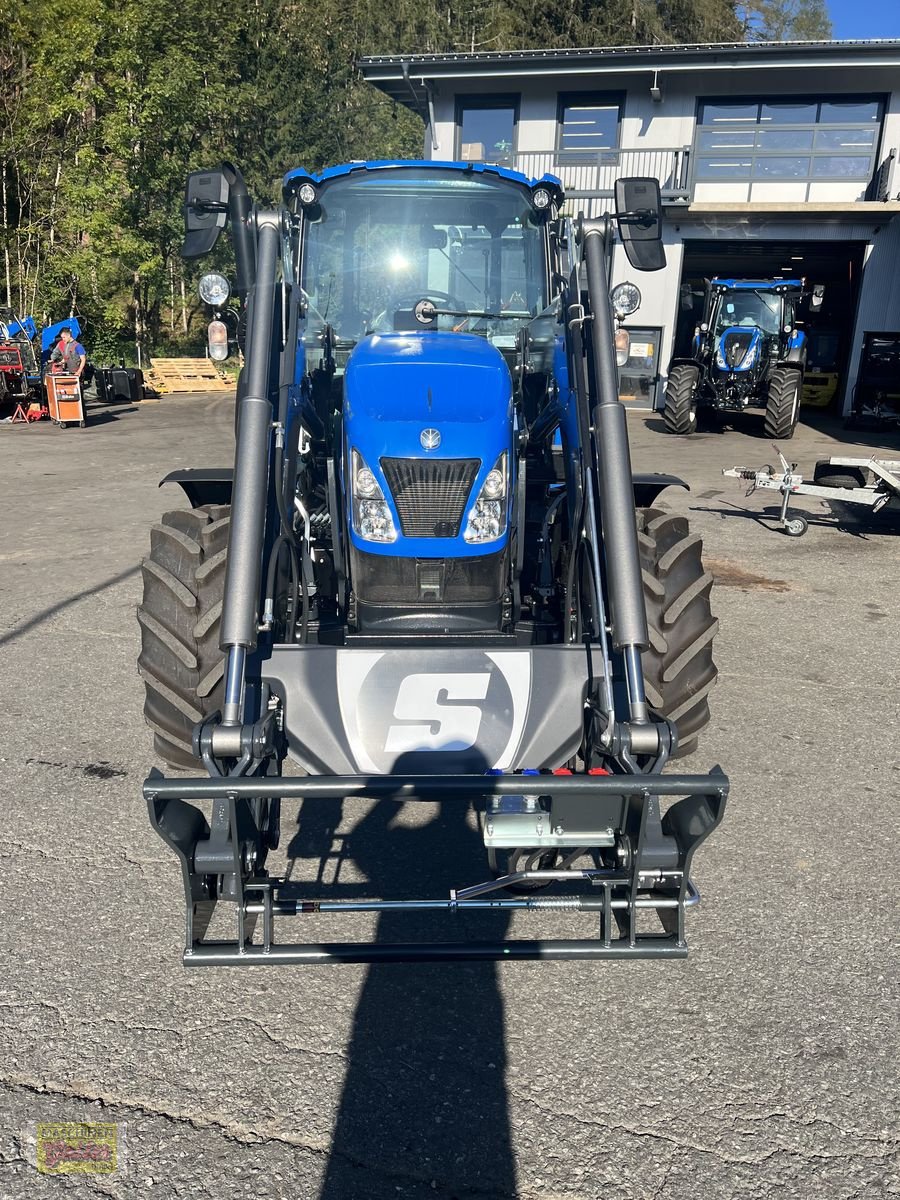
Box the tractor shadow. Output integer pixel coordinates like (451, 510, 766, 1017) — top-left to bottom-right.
(286, 754, 517, 1199)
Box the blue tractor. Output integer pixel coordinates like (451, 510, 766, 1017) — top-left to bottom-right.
(138, 162, 728, 965)
(664, 278, 809, 438)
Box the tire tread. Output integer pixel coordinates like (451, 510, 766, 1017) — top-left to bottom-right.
(638, 507, 718, 756)
(137, 504, 229, 769)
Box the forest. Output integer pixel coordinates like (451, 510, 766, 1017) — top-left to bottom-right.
(0, 0, 831, 361)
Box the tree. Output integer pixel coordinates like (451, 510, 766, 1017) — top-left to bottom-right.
(2, 0, 837, 360)
(740, 0, 832, 41)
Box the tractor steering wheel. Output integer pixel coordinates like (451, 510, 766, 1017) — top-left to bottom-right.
(394, 290, 466, 316)
(372, 290, 468, 333)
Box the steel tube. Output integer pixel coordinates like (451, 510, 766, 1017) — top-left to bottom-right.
(183, 939, 689, 965)
(223, 164, 256, 301)
(220, 214, 281, 659)
(222, 645, 246, 725)
(243, 894, 690, 915)
(581, 225, 649, 653)
(144, 770, 726, 802)
(623, 644, 649, 724)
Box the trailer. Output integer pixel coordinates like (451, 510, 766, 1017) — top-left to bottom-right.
(723, 451, 900, 536)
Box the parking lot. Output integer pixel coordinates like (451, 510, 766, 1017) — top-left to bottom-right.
(1, 394, 899, 1199)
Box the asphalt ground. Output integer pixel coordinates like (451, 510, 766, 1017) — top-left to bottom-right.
(1, 392, 899, 1200)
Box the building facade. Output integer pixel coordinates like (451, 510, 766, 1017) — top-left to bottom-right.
(360, 41, 900, 412)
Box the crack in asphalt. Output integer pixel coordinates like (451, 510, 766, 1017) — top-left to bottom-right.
(507, 1091, 900, 1169)
(0, 840, 166, 875)
(0, 1000, 351, 1063)
(0, 1075, 515, 1199)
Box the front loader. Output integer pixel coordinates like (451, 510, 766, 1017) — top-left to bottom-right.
(139, 162, 727, 965)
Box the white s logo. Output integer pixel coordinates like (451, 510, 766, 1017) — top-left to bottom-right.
(384, 673, 490, 753)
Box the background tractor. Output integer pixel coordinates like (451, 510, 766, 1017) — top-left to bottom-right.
(139, 163, 727, 965)
(664, 278, 817, 438)
(0, 311, 88, 411)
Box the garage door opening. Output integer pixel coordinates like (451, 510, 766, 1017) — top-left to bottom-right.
(675, 239, 867, 414)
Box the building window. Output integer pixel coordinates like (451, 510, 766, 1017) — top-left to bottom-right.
(557, 94, 621, 161)
(695, 97, 882, 183)
(457, 97, 518, 167)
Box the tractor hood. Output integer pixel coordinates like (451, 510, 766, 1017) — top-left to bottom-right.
(343, 331, 515, 558)
(715, 326, 765, 372)
(344, 331, 513, 459)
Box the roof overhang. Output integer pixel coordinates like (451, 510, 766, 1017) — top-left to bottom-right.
(680, 201, 900, 222)
(359, 40, 900, 110)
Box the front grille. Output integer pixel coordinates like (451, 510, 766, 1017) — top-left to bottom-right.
(381, 457, 480, 538)
(721, 330, 754, 368)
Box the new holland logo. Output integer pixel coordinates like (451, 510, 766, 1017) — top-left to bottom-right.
(419, 427, 441, 450)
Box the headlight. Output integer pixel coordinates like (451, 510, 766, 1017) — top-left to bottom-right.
(350, 451, 396, 543)
(615, 327, 631, 368)
(465, 453, 508, 544)
(297, 182, 317, 206)
(611, 281, 641, 318)
(532, 187, 552, 211)
(198, 272, 231, 306)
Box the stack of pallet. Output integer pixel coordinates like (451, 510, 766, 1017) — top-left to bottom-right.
(145, 358, 234, 395)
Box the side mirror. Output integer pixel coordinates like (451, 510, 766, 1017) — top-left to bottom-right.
(614, 177, 665, 272)
(182, 169, 229, 258)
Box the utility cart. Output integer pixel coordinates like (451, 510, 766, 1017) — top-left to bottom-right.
(45, 374, 86, 428)
(724, 451, 900, 537)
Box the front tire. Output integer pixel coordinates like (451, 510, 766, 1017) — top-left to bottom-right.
(137, 504, 229, 769)
(663, 364, 699, 435)
(764, 368, 801, 440)
(638, 508, 718, 758)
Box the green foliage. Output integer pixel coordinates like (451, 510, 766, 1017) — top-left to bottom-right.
(0, 0, 816, 355)
(739, 0, 832, 40)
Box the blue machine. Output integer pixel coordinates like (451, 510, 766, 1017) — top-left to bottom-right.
(0, 311, 83, 386)
(41, 316, 82, 363)
(137, 159, 729, 966)
(667, 277, 810, 439)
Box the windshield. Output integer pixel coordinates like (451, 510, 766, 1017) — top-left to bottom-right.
(300, 168, 546, 345)
(715, 290, 782, 336)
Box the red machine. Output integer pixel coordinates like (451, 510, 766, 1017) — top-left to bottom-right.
(0, 344, 42, 421)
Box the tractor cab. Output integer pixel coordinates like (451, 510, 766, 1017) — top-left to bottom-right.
(288, 163, 551, 357)
(282, 162, 562, 635)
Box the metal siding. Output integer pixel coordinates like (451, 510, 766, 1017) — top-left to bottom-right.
(845, 216, 900, 411)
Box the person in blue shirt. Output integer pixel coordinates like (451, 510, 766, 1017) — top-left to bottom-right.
(51, 327, 86, 379)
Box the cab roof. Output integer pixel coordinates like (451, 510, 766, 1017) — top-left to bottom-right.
(712, 278, 803, 290)
(283, 158, 562, 197)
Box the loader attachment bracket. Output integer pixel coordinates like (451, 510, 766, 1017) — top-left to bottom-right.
(144, 768, 728, 965)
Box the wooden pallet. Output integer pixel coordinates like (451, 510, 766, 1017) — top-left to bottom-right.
(145, 357, 234, 394)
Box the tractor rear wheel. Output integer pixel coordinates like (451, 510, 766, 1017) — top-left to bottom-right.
(638, 507, 718, 758)
(764, 368, 801, 439)
(663, 364, 699, 435)
(137, 504, 229, 769)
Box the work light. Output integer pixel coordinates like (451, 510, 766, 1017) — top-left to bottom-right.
(198, 273, 231, 306)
